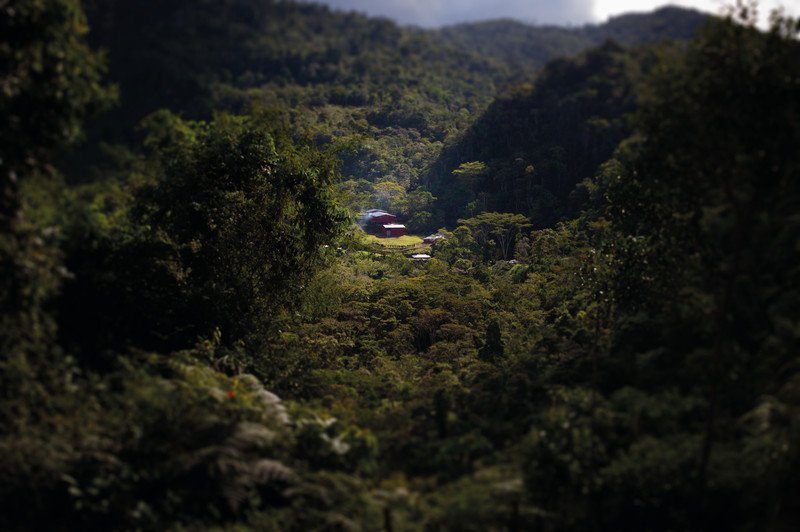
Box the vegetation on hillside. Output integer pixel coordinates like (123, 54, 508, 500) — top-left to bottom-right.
(72, 0, 707, 233)
(438, 6, 707, 73)
(2, 0, 799, 530)
(427, 40, 648, 226)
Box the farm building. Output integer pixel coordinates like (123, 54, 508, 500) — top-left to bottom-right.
(382, 224, 407, 237)
(359, 209, 411, 238)
(359, 209, 408, 238)
(359, 209, 397, 226)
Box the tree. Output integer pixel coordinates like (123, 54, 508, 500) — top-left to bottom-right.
(373, 180, 407, 212)
(593, 5, 800, 528)
(138, 112, 350, 346)
(448, 161, 489, 218)
(458, 212, 533, 260)
(405, 187, 437, 232)
(452, 161, 488, 185)
(1, 0, 113, 205)
(0, 0, 113, 421)
(58, 112, 349, 353)
(478, 319, 504, 363)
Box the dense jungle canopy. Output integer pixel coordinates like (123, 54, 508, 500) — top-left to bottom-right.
(1, 0, 799, 529)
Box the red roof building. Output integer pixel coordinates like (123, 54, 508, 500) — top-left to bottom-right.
(371, 213, 397, 224)
(360, 210, 397, 225)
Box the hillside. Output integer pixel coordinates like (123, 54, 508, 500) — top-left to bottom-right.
(425, 41, 648, 226)
(82, 2, 706, 127)
(6, 1, 799, 530)
(75, 0, 707, 207)
(437, 6, 707, 74)
(82, 0, 507, 129)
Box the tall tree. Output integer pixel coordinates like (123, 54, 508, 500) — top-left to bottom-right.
(60, 111, 349, 353)
(599, 5, 800, 527)
(458, 212, 532, 260)
(0, 0, 113, 419)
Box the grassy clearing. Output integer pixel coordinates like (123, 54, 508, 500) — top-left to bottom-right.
(362, 233, 425, 248)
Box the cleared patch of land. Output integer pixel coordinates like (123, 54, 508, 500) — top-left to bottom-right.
(362, 234, 425, 248)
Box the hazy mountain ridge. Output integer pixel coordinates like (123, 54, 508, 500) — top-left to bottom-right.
(77, 1, 711, 214)
(82, 1, 708, 132)
(437, 6, 708, 74)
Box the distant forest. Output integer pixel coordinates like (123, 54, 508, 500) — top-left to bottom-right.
(2, 1, 799, 530)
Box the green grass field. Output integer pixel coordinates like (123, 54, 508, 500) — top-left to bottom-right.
(362, 233, 425, 248)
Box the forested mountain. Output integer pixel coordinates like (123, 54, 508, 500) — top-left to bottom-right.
(81, 1, 705, 127)
(426, 7, 707, 226)
(82, 0, 505, 134)
(426, 41, 647, 226)
(438, 6, 707, 74)
(74, 0, 706, 211)
(3, 0, 800, 530)
(583, 5, 709, 43)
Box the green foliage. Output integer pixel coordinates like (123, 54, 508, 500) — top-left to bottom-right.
(0, 0, 113, 324)
(74, 1, 708, 221)
(456, 212, 533, 261)
(429, 41, 648, 226)
(1, 0, 114, 178)
(0, 350, 383, 530)
(138, 112, 348, 345)
(439, 6, 707, 75)
(557, 7, 800, 529)
(477, 319, 504, 363)
(0, 0, 114, 434)
(5, 1, 800, 530)
(58, 112, 348, 354)
(77, 0, 506, 194)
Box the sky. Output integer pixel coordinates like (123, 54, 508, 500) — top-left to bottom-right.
(313, 0, 800, 27)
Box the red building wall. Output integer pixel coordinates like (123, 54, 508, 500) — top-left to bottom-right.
(384, 226, 407, 237)
(371, 213, 396, 224)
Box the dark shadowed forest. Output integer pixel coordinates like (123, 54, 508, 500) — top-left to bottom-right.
(1, 0, 799, 529)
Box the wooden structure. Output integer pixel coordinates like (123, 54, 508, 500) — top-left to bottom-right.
(382, 224, 407, 237)
(360, 209, 397, 226)
(360, 209, 408, 238)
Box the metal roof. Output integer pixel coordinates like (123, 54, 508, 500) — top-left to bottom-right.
(361, 210, 395, 220)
